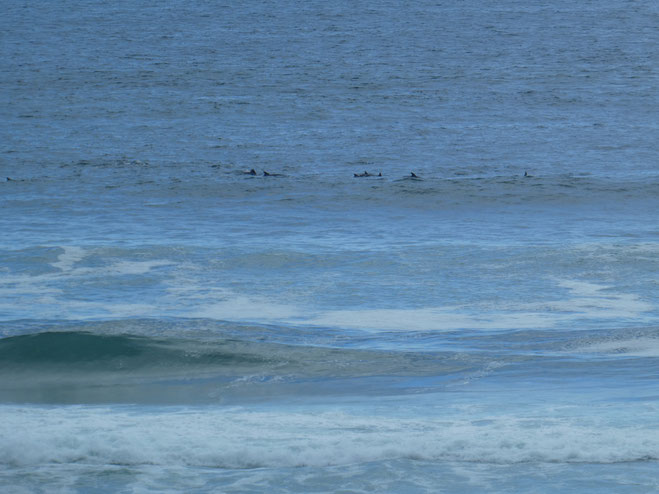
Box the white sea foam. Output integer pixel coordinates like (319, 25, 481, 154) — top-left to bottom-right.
(191, 282, 655, 332)
(188, 277, 656, 331)
(3, 249, 657, 332)
(188, 291, 557, 331)
(503, 279, 656, 329)
(303, 309, 554, 332)
(1, 406, 656, 469)
(50, 246, 87, 272)
(0, 248, 173, 321)
(107, 260, 172, 275)
(550, 279, 654, 319)
(576, 337, 659, 357)
(50, 247, 172, 278)
(195, 295, 303, 321)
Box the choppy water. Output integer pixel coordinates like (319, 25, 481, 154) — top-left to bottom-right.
(2, 0, 659, 492)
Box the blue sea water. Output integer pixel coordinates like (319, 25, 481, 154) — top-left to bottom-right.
(1, 0, 659, 492)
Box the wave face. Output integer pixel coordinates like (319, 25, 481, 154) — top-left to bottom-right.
(0, 326, 491, 404)
(2, 321, 658, 407)
(0, 331, 273, 369)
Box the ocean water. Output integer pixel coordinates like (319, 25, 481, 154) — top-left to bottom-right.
(1, 0, 658, 492)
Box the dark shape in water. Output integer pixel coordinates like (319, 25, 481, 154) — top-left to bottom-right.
(244, 169, 257, 176)
(263, 171, 283, 177)
(354, 171, 382, 177)
(410, 172, 419, 178)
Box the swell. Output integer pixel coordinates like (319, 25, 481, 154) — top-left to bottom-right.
(0, 331, 269, 369)
(0, 330, 487, 404)
(0, 330, 477, 374)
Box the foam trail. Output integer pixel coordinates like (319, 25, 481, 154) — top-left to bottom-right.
(51, 246, 86, 272)
(303, 308, 555, 332)
(577, 336, 659, 357)
(1, 406, 657, 469)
